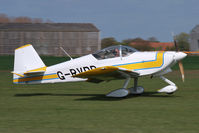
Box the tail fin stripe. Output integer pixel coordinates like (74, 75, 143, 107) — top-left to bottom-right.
(13, 73, 58, 83)
(13, 73, 57, 80)
(14, 77, 59, 84)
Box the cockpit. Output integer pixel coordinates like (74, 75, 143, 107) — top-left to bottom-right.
(92, 45, 138, 60)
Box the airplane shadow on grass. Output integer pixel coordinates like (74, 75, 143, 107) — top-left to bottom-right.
(75, 92, 179, 101)
(14, 91, 179, 101)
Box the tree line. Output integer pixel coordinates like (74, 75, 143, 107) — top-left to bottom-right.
(101, 32, 190, 51)
(0, 13, 53, 23)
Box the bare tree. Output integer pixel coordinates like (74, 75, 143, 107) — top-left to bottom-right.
(128, 38, 153, 51)
(147, 37, 159, 42)
(33, 18, 43, 23)
(0, 13, 10, 23)
(13, 17, 32, 23)
(45, 19, 53, 23)
(175, 32, 190, 51)
(0, 13, 53, 23)
(122, 38, 134, 45)
(101, 37, 118, 48)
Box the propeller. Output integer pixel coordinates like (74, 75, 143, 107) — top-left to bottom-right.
(173, 34, 185, 82)
(178, 61, 185, 82)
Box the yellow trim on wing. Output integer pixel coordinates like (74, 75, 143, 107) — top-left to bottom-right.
(13, 74, 58, 83)
(73, 66, 119, 78)
(15, 44, 32, 50)
(118, 52, 164, 70)
(24, 66, 47, 74)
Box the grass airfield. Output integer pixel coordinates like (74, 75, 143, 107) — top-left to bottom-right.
(0, 55, 199, 133)
(0, 70, 199, 133)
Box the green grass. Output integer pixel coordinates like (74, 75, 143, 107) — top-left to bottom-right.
(0, 55, 199, 132)
(0, 55, 199, 71)
(0, 70, 199, 133)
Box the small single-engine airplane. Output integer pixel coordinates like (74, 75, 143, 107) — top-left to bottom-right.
(12, 42, 190, 97)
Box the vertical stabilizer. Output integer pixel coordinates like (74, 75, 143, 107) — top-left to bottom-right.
(13, 44, 46, 79)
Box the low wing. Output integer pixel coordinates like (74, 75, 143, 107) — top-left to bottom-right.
(73, 66, 139, 83)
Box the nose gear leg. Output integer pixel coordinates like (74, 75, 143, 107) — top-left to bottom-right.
(158, 76, 178, 94)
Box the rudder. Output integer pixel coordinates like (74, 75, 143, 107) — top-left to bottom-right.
(13, 44, 46, 79)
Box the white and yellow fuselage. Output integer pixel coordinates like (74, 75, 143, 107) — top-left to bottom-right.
(13, 44, 185, 84)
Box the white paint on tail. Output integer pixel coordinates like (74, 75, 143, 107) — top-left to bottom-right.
(13, 44, 46, 79)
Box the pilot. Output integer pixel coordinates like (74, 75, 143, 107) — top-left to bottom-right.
(114, 48, 120, 57)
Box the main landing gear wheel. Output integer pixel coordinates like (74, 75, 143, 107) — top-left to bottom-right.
(106, 73, 131, 98)
(128, 77, 144, 95)
(106, 88, 129, 97)
(106, 76, 144, 98)
(128, 86, 144, 95)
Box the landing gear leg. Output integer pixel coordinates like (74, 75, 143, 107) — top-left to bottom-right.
(134, 77, 138, 88)
(106, 77, 130, 97)
(158, 76, 178, 94)
(128, 77, 144, 95)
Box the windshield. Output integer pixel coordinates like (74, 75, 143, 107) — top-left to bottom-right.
(92, 45, 138, 60)
(121, 45, 138, 57)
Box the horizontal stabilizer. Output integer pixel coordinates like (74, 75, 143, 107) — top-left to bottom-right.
(24, 67, 47, 74)
(12, 66, 47, 77)
(11, 72, 25, 77)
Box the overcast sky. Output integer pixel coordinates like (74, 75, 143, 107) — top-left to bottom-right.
(1, 0, 199, 42)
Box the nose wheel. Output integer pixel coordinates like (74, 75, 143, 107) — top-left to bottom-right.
(158, 76, 178, 94)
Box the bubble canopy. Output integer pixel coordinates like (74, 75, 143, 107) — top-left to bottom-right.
(92, 45, 138, 60)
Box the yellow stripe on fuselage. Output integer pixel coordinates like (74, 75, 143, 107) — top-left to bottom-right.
(13, 73, 58, 83)
(116, 52, 164, 70)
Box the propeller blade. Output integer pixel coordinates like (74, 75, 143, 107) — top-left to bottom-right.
(178, 61, 185, 82)
(184, 51, 199, 54)
(172, 32, 179, 51)
(174, 39, 179, 51)
(172, 33, 186, 82)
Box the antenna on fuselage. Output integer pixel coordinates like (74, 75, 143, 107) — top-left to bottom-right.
(60, 46, 73, 60)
